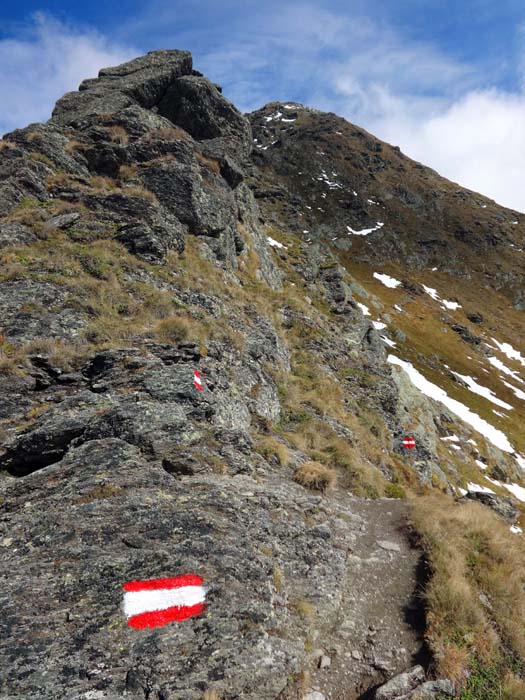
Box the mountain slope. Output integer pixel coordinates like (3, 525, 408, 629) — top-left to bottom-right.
(0, 51, 524, 700)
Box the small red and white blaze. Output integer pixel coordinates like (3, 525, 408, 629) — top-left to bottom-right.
(402, 436, 416, 449)
(193, 369, 203, 391)
(122, 574, 206, 629)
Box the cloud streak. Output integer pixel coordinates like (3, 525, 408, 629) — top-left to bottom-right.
(0, 13, 136, 134)
(1, 5, 524, 212)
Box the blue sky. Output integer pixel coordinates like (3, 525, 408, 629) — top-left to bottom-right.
(1, 1, 525, 211)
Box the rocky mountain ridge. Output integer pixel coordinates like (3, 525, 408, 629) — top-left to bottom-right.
(0, 49, 524, 700)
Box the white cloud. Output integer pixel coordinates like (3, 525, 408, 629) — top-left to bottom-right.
(365, 89, 525, 213)
(190, 3, 525, 212)
(0, 14, 136, 135)
(1, 7, 524, 213)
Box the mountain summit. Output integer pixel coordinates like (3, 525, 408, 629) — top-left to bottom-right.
(1, 50, 524, 700)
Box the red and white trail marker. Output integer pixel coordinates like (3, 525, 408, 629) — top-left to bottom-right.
(122, 574, 206, 630)
(403, 437, 416, 449)
(193, 369, 203, 391)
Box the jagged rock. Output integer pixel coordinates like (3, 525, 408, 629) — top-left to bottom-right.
(0, 279, 86, 342)
(5, 122, 89, 176)
(235, 182, 283, 290)
(374, 665, 425, 699)
(157, 75, 252, 160)
(45, 212, 81, 230)
(0, 439, 355, 700)
(463, 490, 519, 522)
(450, 324, 481, 345)
(115, 219, 185, 262)
(0, 392, 107, 475)
(402, 680, 455, 698)
(0, 221, 37, 247)
(52, 50, 193, 127)
(140, 159, 240, 264)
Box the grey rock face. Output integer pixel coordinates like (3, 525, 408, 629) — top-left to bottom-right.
(52, 50, 193, 126)
(464, 490, 519, 522)
(158, 75, 252, 160)
(374, 666, 425, 699)
(0, 221, 37, 247)
(115, 220, 185, 262)
(403, 680, 455, 698)
(0, 279, 86, 343)
(0, 438, 356, 700)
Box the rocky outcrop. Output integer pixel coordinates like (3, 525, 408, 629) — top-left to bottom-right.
(1, 49, 524, 700)
(51, 50, 193, 127)
(374, 666, 455, 699)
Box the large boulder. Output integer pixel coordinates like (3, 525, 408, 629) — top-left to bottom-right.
(51, 50, 193, 127)
(158, 75, 252, 160)
(0, 437, 354, 700)
(464, 490, 519, 522)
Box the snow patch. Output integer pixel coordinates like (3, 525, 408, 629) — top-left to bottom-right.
(490, 338, 525, 366)
(487, 356, 524, 384)
(317, 170, 342, 190)
(267, 236, 287, 250)
(422, 285, 461, 311)
(502, 380, 525, 401)
(374, 272, 401, 289)
(452, 371, 513, 410)
(356, 302, 371, 316)
(467, 482, 495, 494)
(387, 355, 515, 453)
(347, 222, 384, 236)
(373, 320, 387, 330)
(504, 482, 525, 502)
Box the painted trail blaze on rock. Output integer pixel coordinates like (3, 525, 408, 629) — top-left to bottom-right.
(122, 574, 206, 629)
(403, 436, 416, 449)
(193, 369, 203, 391)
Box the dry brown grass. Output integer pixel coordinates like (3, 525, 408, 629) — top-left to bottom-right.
(123, 185, 157, 203)
(105, 125, 128, 144)
(196, 152, 221, 175)
(411, 493, 525, 687)
(143, 126, 190, 142)
(155, 315, 209, 344)
(64, 138, 88, 154)
(293, 461, 337, 492)
(292, 598, 316, 620)
(201, 689, 221, 700)
(89, 175, 118, 191)
(118, 164, 138, 180)
(273, 566, 284, 591)
(256, 436, 290, 467)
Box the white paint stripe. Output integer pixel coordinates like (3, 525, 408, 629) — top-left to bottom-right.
(123, 585, 206, 618)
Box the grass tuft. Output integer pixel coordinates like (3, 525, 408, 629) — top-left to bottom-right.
(293, 461, 337, 492)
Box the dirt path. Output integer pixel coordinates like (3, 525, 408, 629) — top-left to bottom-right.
(307, 497, 427, 700)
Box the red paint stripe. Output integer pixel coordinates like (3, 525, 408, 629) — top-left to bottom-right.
(127, 602, 206, 629)
(123, 574, 203, 592)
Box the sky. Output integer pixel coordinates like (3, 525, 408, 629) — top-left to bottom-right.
(1, 1, 524, 212)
